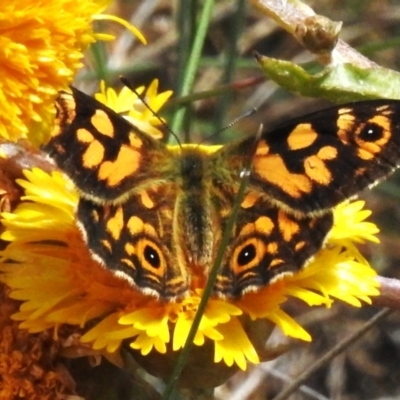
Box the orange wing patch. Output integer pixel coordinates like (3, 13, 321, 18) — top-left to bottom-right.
(98, 145, 142, 187)
(254, 216, 274, 235)
(286, 123, 318, 150)
(91, 109, 115, 138)
(277, 210, 299, 242)
(254, 152, 312, 197)
(82, 140, 105, 169)
(303, 154, 332, 185)
(106, 206, 124, 240)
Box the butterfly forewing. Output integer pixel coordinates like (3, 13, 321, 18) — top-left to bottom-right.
(222, 100, 400, 215)
(43, 87, 172, 204)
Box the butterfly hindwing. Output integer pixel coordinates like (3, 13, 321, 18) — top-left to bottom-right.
(77, 187, 188, 299)
(214, 195, 334, 297)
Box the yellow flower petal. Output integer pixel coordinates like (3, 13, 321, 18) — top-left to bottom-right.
(93, 14, 147, 44)
(214, 317, 259, 371)
(81, 313, 140, 353)
(95, 80, 173, 139)
(331, 200, 380, 243)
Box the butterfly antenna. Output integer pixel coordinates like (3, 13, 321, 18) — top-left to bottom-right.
(200, 107, 258, 145)
(120, 76, 182, 147)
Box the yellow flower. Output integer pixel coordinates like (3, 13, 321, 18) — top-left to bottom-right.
(95, 80, 173, 139)
(0, 0, 145, 146)
(0, 165, 380, 374)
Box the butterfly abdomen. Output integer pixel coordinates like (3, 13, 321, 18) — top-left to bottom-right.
(174, 149, 216, 273)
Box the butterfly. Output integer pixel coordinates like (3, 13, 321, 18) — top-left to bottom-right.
(43, 87, 400, 300)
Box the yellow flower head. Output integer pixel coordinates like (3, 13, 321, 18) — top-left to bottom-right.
(0, 0, 145, 146)
(0, 164, 380, 374)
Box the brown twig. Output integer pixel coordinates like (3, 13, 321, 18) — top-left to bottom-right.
(271, 308, 393, 400)
(249, 0, 377, 67)
(373, 276, 400, 310)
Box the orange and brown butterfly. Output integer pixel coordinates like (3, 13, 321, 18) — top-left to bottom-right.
(43, 87, 400, 300)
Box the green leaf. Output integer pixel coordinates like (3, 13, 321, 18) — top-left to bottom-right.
(256, 54, 400, 102)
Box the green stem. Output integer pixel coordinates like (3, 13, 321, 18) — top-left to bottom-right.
(170, 0, 215, 136)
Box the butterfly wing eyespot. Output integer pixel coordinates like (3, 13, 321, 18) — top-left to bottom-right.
(143, 243, 162, 268)
(237, 242, 257, 266)
(43, 86, 171, 204)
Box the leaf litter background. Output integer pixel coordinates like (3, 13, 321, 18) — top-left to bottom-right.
(61, 0, 400, 399)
